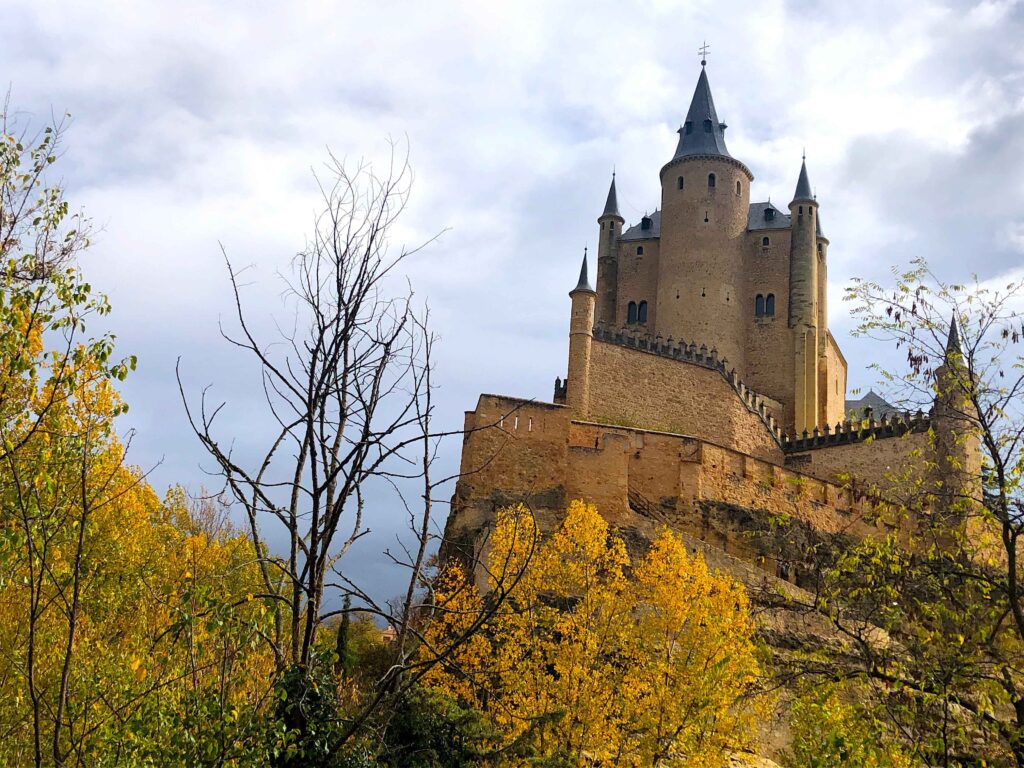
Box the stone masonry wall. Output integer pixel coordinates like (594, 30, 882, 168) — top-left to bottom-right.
(585, 337, 784, 463)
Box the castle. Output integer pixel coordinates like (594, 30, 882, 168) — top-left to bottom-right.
(443, 63, 976, 611)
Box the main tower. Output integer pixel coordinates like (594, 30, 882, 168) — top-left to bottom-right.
(655, 61, 752, 372)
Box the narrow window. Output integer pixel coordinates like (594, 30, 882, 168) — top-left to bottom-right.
(798, 205, 803, 215)
(636, 245, 644, 256)
(735, 180, 741, 195)
(764, 208, 775, 222)
(703, 119, 713, 133)
(684, 122, 693, 135)
(677, 176, 684, 190)
(755, 294, 765, 317)
(766, 294, 776, 316)
(818, 243, 823, 255)
(708, 173, 716, 188)
(627, 301, 638, 324)
(638, 301, 648, 324)
(762, 236, 770, 247)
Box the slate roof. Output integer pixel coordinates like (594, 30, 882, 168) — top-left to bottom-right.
(671, 66, 732, 161)
(793, 158, 813, 203)
(572, 250, 594, 293)
(601, 175, 621, 218)
(620, 210, 661, 241)
(747, 202, 791, 231)
(845, 390, 900, 420)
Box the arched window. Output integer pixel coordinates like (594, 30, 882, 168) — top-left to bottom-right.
(703, 119, 713, 133)
(677, 176, 684, 190)
(637, 301, 648, 324)
(765, 294, 776, 316)
(627, 302, 638, 324)
(636, 246, 644, 255)
(755, 294, 765, 317)
(735, 180, 741, 195)
(762, 236, 770, 247)
(708, 173, 716, 188)
(798, 205, 803, 215)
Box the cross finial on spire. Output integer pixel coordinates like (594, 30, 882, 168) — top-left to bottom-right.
(698, 40, 710, 67)
(802, 147, 806, 161)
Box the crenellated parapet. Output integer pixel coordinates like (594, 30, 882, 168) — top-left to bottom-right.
(782, 410, 931, 453)
(592, 321, 786, 445)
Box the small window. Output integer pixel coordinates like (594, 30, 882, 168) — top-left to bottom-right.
(684, 122, 693, 135)
(640, 216, 652, 231)
(762, 236, 770, 247)
(766, 294, 775, 316)
(755, 294, 765, 317)
(677, 176, 684, 190)
(798, 205, 803, 215)
(708, 173, 716, 188)
(627, 302, 638, 324)
(735, 180, 741, 195)
(764, 208, 775, 222)
(637, 300, 648, 324)
(817, 243, 823, 256)
(636, 246, 644, 256)
(703, 119, 713, 133)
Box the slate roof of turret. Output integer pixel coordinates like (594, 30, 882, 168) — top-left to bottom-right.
(572, 250, 594, 293)
(946, 315, 962, 357)
(792, 158, 814, 203)
(671, 66, 732, 161)
(601, 175, 621, 218)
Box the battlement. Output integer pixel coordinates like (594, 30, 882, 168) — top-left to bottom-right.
(590, 323, 786, 444)
(782, 410, 931, 453)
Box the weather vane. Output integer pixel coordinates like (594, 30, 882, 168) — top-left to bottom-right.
(698, 40, 710, 67)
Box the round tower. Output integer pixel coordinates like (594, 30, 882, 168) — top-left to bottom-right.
(655, 63, 752, 372)
(788, 157, 820, 433)
(567, 250, 596, 419)
(596, 173, 623, 326)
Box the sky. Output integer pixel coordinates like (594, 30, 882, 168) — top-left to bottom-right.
(3, 0, 1023, 603)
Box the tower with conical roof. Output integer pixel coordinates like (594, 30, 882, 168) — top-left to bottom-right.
(595, 173, 624, 325)
(654, 61, 753, 371)
(567, 249, 596, 417)
(789, 156, 820, 433)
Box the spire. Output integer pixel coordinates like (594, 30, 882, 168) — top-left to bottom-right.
(816, 209, 825, 239)
(601, 172, 621, 219)
(792, 155, 814, 203)
(945, 314, 962, 358)
(672, 66, 732, 160)
(572, 248, 594, 294)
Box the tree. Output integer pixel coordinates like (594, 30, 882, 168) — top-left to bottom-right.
(793, 258, 1024, 766)
(180, 147, 525, 759)
(424, 500, 765, 767)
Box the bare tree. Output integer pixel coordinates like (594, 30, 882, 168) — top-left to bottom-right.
(179, 146, 530, 754)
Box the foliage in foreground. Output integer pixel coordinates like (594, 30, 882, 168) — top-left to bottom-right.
(423, 500, 765, 767)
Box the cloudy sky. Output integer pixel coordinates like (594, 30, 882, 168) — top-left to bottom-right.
(3, 0, 1023, 601)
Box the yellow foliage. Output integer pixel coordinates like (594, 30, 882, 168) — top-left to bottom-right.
(424, 500, 764, 767)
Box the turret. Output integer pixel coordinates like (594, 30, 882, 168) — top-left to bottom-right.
(788, 157, 820, 433)
(567, 250, 596, 418)
(931, 315, 982, 521)
(596, 173, 623, 325)
(655, 63, 752, 371)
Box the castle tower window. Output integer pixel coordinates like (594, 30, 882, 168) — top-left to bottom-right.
(641, 216, 652, 231)
(762, 236, 770, 247)
(637, 301, 648, 324)
(708, 173, 716, 188)
(755, 294, 765, 317)
(765, 294, 776, 316)
(703, 119, 713, 133)
(677, 176, 684, 190)
(818, 243, 823, 255)
(684, 121, 693, 135)
(764, 208, 775, 222)
(636, 245, 644, 255)
(627, 301, 638, 324)
(736, 180, 741, 195)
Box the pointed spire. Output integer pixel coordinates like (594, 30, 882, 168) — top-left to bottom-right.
(672, 66, 732, 160)
(601, 172, 621, 219)
(572, 247, 594, 294)
(945, 314, 962, 358)
(816, 208, 825, 238)
(792, 156, 814, 203)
